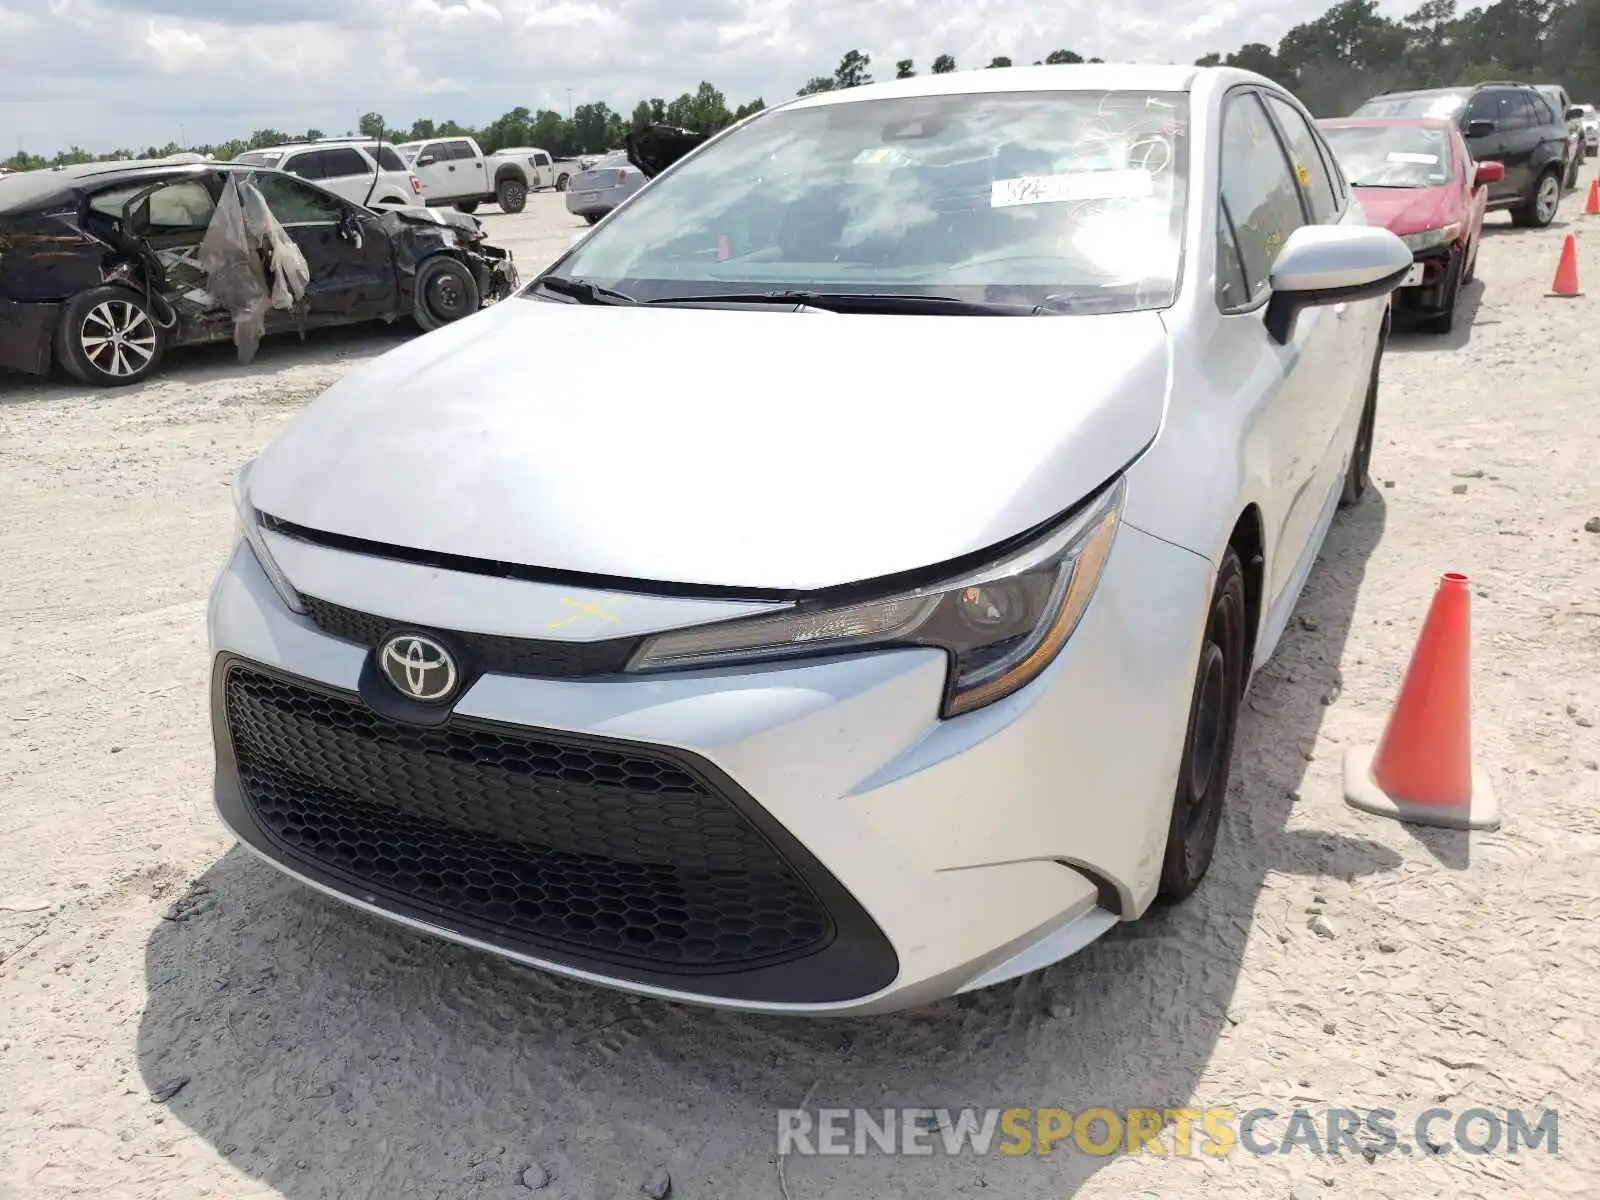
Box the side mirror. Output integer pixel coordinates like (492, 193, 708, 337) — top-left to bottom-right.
(416, 154, 437, 167)
(1566, 106, 1585, 121)
(1264, 224, 1412, 345)
(1474, 160, 1505, 185)
(1465, 118, 1496, 138)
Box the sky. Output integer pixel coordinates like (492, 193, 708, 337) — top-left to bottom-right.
(0, 0, 1410, 155)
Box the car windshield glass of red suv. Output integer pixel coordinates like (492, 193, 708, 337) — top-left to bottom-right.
(541, 89, 1190, 314)
(1350, 93, 1466, 122)
(1322, 125, 1453, 188)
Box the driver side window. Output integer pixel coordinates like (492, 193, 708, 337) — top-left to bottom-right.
(244, 172, 347, 225)
(1218, 90, 1306, 308)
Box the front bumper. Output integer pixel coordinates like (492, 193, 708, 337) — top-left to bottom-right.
(0, 297, 59, 377)
(206, 520, 1210, 1014)
(1394, 243, 1458, 311)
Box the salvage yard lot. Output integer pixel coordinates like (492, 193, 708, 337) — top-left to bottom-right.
(3, 181, 1599, 1199)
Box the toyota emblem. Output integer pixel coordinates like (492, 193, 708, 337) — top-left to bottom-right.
(378, 633, 459, 703)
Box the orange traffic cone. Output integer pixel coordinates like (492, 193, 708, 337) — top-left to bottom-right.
(1586, 178, 1600, 216)
(1549, 234, 1582, 297)
(1343, 573, 1499, 830)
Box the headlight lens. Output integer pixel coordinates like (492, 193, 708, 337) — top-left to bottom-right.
(627, 477, 1125, 717)
(231, 461, 306, 614)
(1400, 224, 1460, 252)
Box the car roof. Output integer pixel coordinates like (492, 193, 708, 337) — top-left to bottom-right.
(0, 159, 259, 217)
(781, 62, 1230, 111)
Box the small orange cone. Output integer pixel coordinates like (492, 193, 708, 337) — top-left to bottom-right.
(1549, 234, 1582, 297)
(1585, 178, 1600, 216)
(1343, 573, 1499, 830)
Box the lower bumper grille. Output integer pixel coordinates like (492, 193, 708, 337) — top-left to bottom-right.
(216, 661, 896, 999)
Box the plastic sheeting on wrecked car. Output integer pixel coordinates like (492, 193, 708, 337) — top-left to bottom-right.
(197, 174, 310, 364)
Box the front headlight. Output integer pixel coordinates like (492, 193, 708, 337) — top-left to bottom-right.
(1400, 224, 1461, 252)
(627, 477, 1125, 717)
(231, 461, 306, 614)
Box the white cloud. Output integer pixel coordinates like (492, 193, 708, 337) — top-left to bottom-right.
(143, 22, 209, 72)
(1, 0, 1414, 155)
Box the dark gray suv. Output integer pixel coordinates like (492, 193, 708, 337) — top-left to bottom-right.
(1351, 82, 1569, 227)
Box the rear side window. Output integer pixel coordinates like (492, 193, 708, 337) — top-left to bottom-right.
(283, 151, 326, 180)
(1263, 94, 1339, 222)
(1219, 91, 1307, 305)
(1465, 91, 1500, 126)
(320, 148, 370, 178)
(371, 146, 407, 172)
(133, 180, 217, 233)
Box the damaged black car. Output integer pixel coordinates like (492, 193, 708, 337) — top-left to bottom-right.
(0, 158, 517, 387)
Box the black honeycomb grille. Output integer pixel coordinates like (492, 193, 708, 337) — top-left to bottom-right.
(302, 596, 640, 679)
(223, 664, 834, 971)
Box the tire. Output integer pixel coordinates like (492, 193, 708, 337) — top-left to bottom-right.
(584, 212, 602, 225)
(1462, 234, 1479, 284)
(1511, 167, 1562, 227)
(54, 285, 165, 387)
(1418, 250, 1462, 336)
(454, 200, 481, 214)
(496, 177, 528, 214)
(1565, 153, 1582, 190)
(1157, 546, 1247, 902)
(555, 173, 570, 191)
(412, 256, 482, 333)
(1340, 351, 1380, 508)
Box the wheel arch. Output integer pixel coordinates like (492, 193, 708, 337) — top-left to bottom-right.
(1225, 505, 1266, 677)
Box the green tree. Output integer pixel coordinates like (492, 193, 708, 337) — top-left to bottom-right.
(797, 75, 835, 95)
(896, 58, 915, 77)
(358, 112, 387, 138)
(986, 55, 1013, 67)
(732, 98, 766, 120)
(1045, 49, 1084, 64)
(931, 53, 957, 73)
(833, 49, 872, 87)
(630, 100, 654, 132)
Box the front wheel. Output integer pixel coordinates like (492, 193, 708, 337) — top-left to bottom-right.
(584, 212, 602, 225)
(55, 285, 165, 387)
(555, 173, 570, 191)
(1417, 249, 1462, 336)
(1511, 168, 1562, 227)
(454, 200, 481, 214)
(1340, 352, 1380, 508)
(413, 256, 482, 332)
(1157, 547, 1247, 902)
(496, 178, 528, 213)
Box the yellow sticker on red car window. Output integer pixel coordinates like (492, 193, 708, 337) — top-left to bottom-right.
(1295, 162, 1310, 187)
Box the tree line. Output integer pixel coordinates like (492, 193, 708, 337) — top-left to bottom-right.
(6, 0, 1597, 172)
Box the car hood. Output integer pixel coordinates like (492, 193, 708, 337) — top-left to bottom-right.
(247, 298, 1171, 591)
(1354, 185, 1460, 236)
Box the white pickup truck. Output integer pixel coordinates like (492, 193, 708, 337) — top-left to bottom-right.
(394, 137, 571, 214)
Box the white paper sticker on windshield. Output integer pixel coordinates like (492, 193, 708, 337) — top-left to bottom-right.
(1386, 151, 1440, 165)
(990, 169, 1155, 208)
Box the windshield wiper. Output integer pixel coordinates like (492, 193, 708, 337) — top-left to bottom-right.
(533, 276, 638, 305)
(642, 290, 1034, 315)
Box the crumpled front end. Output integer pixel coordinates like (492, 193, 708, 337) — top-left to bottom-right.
(377, 206, 518, 307)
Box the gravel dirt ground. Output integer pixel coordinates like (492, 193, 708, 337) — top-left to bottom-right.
(3, 180, 1599, 1200)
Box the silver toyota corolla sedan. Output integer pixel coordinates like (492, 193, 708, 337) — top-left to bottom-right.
(210, 65, 1410, 1015)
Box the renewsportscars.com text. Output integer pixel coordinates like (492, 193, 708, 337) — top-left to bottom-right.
(777, 1106, 1560, 1158)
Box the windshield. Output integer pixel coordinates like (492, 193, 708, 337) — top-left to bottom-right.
(1350, 93, 1466, 121)
(544, 89, 1189, 312)
(233, 151, 282, 168)
(1320, 124, 1454, 188)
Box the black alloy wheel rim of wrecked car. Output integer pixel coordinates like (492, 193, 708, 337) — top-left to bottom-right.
(427, 270, 469, 320)
(80, 298, 158, 379)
